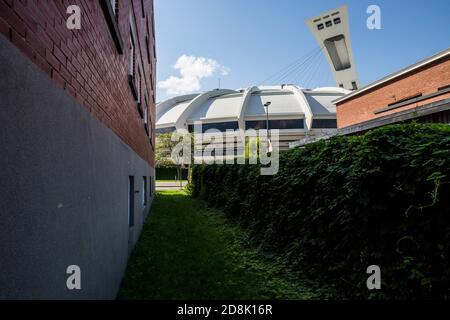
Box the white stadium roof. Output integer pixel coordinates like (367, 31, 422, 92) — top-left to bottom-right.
(156, 85, 349, 134)
(155, 5, 359, 151)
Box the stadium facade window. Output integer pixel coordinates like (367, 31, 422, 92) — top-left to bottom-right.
(311, 119, 338, 129)
(156, 127, 176, 134)
(245, 119, 304, 130)
(188, 122, 239, 133)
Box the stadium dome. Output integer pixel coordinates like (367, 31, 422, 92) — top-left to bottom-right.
(156, 85, 350, 149)
(156, 5, 361, 151)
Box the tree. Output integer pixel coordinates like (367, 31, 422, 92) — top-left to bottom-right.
(155, 133, 177, 168)
(155, 132, 193, 184)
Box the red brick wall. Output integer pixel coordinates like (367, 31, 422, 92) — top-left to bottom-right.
(0, 0, 156, 166)
(336, 56, 450, 128)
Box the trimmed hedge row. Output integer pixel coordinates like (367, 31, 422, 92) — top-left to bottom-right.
(190, 123, 450, 299)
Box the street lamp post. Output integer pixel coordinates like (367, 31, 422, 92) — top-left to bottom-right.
(264, 101, 271, 151)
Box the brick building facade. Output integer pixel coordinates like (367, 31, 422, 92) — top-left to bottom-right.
(0, 0, 156, 164)
(335, 48, 450, 131)
(0, 0, 156, 299)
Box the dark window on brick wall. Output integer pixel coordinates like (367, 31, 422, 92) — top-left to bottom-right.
(137, 67, 142, 103)
(151, 10, 156, 40)
(128, 25, 138, 100)
(146, 16, 152, 65)
(149, 118, 153, 147)
(136, 66, 144, 118)
(101, 0, 123, 53)
(144, 95, 149, 136)
(110, 0, 119, 21)
(141, 0, 146, 18)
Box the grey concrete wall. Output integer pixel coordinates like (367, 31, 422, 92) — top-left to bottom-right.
(0, 36, 155, 299)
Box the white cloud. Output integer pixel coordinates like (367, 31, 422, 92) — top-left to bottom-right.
(158, 55, 230, 95)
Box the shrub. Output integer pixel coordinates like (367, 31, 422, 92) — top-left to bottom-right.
(190, 123, 450, 299)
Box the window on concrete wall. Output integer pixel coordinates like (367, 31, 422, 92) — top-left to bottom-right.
(142, 177, 147, 206)
(128, 176, 135, 227)
(270, 119, 305, 130)
(311, 119, 337, 129)
(245, 119, 304, 130)
(149, 176, 153, 197)
(246, 120, 267, 130)
(324, 35, 351, 71)
(188, 122, 239, 133)
(156, 127, 176, 134)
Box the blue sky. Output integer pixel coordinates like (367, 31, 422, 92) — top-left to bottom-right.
(154, 0, 450, 102)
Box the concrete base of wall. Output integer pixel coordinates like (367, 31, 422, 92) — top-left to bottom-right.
(0, 36, 154, 299)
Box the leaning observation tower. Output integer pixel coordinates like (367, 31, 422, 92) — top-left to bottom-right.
(156, 6, 359, 154)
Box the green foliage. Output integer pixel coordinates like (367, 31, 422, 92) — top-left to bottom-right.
(118, 191, 331, 299)
(245, 136, 260, 160)
(190, 123, 450, 299)
(155, 133, 177, 168)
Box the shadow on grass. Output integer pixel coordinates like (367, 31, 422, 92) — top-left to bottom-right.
(118, 190, 333, 300)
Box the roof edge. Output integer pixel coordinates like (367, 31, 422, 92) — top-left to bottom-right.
(333, 47, 450, 104)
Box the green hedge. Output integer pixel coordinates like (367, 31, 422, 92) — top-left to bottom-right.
(190, 123, 450, 299)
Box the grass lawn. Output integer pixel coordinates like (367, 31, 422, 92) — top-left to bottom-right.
(118, 190, 331, 299)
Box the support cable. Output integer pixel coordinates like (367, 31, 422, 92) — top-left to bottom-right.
(257, 46, 323, 86)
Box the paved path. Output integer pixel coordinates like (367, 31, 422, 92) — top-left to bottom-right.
(155, 181, 188, 191)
